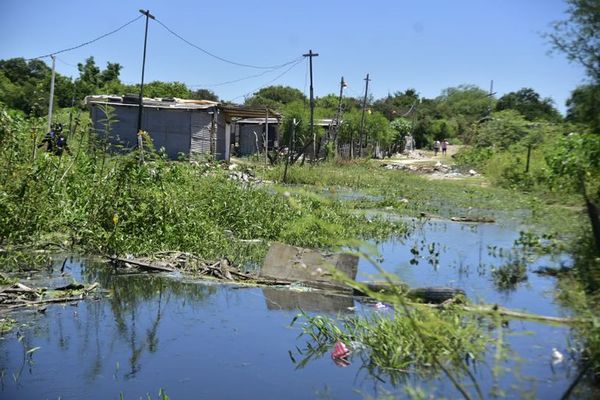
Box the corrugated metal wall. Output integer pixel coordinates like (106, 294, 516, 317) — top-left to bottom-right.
(214, 111, 227, 161)
(144, 108, 191, 158)
(190, 109, 213, 158)
(239, 124, 260, 156)
(238, 124, 279, 156)
(91, 104, 193, 158)
(91, 103, 228, 160)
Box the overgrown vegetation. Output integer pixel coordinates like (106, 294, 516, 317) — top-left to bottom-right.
(0, 104, 403, 269)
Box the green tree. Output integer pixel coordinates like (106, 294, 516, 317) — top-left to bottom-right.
(566, 84, 600, 132)
(389, 117, 413, 152)
(190, 88, 219, 101)
(372, 89, 420, 120)
(280, 100, 326, 159)
(75, 57, 124, 100)
(137, 81, 191, 99)
(546, 0, 600, 82)
(0, 57, 59, 115)
(244, 85, 306, 110)
(436, 84, 492, 121)
(475, 110, 532, 149)
(496, 88, 562, 122)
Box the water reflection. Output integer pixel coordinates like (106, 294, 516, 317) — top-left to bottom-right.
(263, 288, 354, 313)
(0, 256, 598, 399)
(357, 218, 572, 317)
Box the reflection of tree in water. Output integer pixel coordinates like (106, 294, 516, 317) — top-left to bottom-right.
(79, 259, 218, 379)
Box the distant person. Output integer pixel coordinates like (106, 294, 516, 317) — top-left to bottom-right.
(433, 140, 440, 156)
(442, 139, 448, 156)
(55, 128, 70, 156)
(38, 123, 60, 153)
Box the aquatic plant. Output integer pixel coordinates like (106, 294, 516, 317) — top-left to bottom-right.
(491, 259, 528, 291)
(292, 305, 488, 383)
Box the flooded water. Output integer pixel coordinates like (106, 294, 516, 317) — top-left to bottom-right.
(0, 214, 597, 399)
(357, 215, 571, 317)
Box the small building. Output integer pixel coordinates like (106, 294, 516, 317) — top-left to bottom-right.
(232, 117, 339, 157)
(85, 95, 279, 161)
(234, 117, 279, 156)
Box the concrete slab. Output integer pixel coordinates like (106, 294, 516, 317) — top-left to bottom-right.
(260, 242, 358, 291)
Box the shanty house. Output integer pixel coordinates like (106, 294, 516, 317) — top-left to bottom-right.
(234, 117, 279, 156)
(86, 95, 278, 161)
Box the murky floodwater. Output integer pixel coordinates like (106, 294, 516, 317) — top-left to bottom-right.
(0, 214, 597, 399)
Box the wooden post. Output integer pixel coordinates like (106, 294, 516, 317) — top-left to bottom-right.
(525, 144, 532, 173)
(210, 109, 216, 159)
(265, 108, 269, 165)
(283, 118, 298, 183)
(359, 73, 370, 158)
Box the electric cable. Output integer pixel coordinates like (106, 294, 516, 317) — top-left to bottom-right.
(303, 58, 309, 108)
(188, 66, 288, 88)
(154, 17, 302, 70)
(229, 58, 306, 102)
(28, 15, 143, 60)
(56, 57, 78, 68)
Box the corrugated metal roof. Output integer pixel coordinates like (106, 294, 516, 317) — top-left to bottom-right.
(219, 104, 281, 121)
(236, 117, 279, 124)
(84, 96, 281, 120)
(85, 95, 217, 110)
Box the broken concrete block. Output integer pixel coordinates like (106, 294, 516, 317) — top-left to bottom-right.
(260, 242, 358, 291)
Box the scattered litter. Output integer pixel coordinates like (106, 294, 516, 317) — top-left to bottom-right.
(551, 348, 564, 364)
(289, 282, 313, 293)
(331, 341, 351, 367)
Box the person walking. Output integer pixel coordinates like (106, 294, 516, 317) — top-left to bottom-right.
(433, 140, 440, 156)
(441, 139, 448, 156)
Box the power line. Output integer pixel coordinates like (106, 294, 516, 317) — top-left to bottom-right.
(154, 17, 302, 70)
(28, 15, 143, 60)
(229, 58, 305, 102)
(187, 64, 294, 88)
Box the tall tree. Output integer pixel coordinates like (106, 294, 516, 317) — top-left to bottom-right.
(436, 84, 491, 121)
(244, 85, 306, 110)
(566, 83, 600, 131)
(190, 88, 219, 102)
(546, 0, 600, 82)
(496, 88, 562, 122)
(372, 89, 419, 121)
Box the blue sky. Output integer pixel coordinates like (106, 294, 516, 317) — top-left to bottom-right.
(0, 0, 587, 113)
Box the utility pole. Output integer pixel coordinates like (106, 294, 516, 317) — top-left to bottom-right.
(334, 76, 346, 158)
(486, 79, 496, 118)
(137, 9, 155, 135)
(47, 54, 56, 133)
(303, 49, 319, 162)
(358, 73, 370, 158)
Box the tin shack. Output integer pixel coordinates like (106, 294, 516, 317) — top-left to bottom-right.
(86, 95, 279, 161)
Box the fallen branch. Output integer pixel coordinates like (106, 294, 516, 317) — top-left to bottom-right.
(109, 256, 175, 272)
